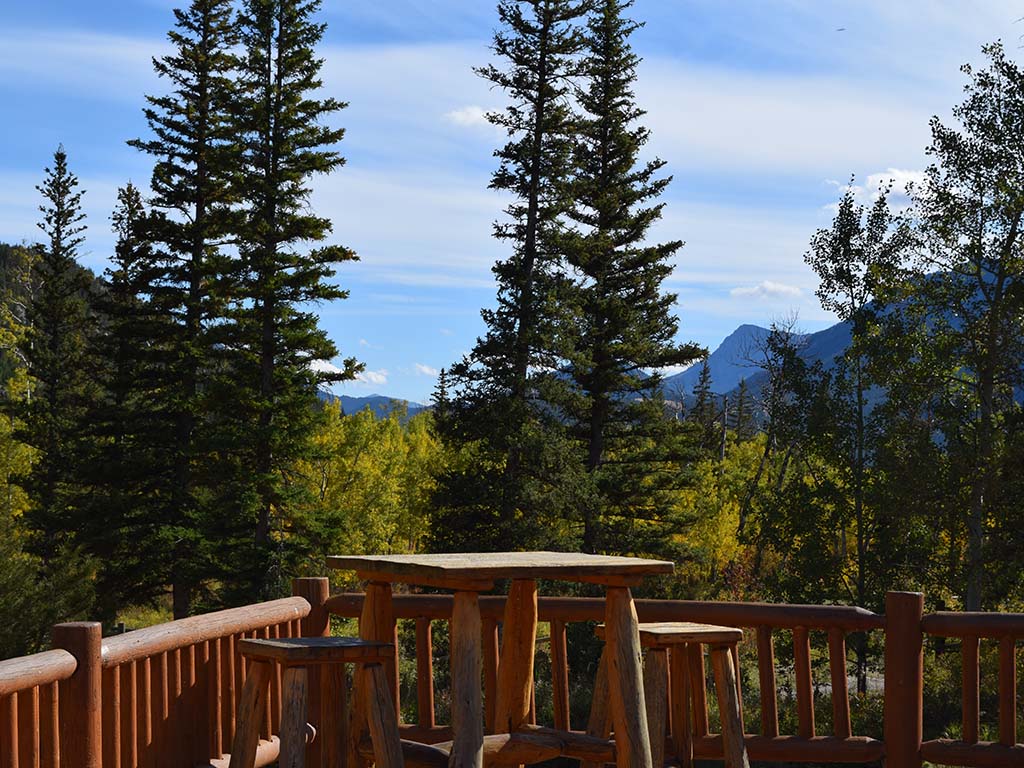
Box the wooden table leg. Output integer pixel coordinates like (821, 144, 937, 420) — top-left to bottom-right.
(604, 586, 654, 768)
(581, 646, 611, 768)
(227, 661, 272, 768)
(645, 649, 668, 768)
(710, 646, 749, 768)
(279, 666, 309, 768)
(351, 581, 395, 768)
(449, 590, 484, 768)
(493, 579, 537, 734)
(365, 662, 405, 768)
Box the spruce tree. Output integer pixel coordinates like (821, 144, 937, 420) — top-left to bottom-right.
(689, 358, 718, 452)
(229, 0, 360, 600)
(731, 378, 756, 441)
(432, 0, 591, 552)
(76, 185, 181, 619)
(129, 0, 240, 615)
(18, 147, 97, 559)
(550, 0, 701, 555)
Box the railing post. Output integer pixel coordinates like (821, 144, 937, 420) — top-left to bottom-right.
(293, 577, 330, 768)
(293, 577, 331, 638)
(51, 622, 102, 768)
(884, 592, 923, 768)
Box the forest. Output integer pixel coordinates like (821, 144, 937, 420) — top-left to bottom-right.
(2, 0, 1024, 741)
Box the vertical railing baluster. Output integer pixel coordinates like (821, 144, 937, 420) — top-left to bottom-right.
(962, 636, 980, 744)
(17, 685, 38, 768)
(999, 637, 1016, 747)
(209, 638, 223, 761)
(483, 617, 499, 733)
(550, 620, 570, 731)
(120, 662, 137, 768)
(39, 683, 58, 768)
(415, 618, 435, 729)
(102, 666, 121, 768)
(1, 691, 18, 768)
(756, 626, 778, 737)
(793, 627, 814, 738)
(139, 657, 153, 768)
(687, 644, 709, 736)
(828, 628, 851, 738)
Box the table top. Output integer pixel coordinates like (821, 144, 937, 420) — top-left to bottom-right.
(238, 636, 394, 664)
(327, 551, 674, 590)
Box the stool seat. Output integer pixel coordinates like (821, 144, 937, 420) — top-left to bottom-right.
(596, 621, 743, 647)
(239, 636, 394, 665)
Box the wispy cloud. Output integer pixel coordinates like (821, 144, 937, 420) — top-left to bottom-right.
(445, 105, 490, 128)
(414, 363, 439, 377)
(356, 368, 388, 386)
(730, 281, 803, 300)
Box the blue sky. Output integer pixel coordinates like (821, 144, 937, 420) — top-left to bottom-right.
(0, 1, 1019, 402)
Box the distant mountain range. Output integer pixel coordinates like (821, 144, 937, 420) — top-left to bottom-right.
(318, 391, 429, 420)
(319, 315, 858, 419)
(662, 317, 854, 401)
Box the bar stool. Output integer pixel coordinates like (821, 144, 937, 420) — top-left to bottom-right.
(588, 622, 749, 768)
(228, 636, 404, 768)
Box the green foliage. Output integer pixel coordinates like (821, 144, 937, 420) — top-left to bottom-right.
(218, 0, 361, 603)
(291, 405, 442, 586)
(433, 0, 592, 552)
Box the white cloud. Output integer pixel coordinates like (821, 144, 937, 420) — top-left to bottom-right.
(356, 368, 389, 386)
(309, 359, 345, 375)
(445, 105, 490, 128)
(730, 281, 803, 300)
(414, 363, 439, 377)
(825, 168, 926, 211)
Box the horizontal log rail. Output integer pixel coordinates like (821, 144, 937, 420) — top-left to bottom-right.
(0, 649, 77, 697)
(101, 597, 310, 667)
(327, 591, 890, 764)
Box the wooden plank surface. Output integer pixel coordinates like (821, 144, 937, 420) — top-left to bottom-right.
(597, 622, 742, 646)
(327, 552, 673, 588)
(238, 637, 393, 664)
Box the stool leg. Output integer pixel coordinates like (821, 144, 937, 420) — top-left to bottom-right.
(669, 644, 692, 768)
(323, 664, 349, 768)
(710, 646, 749, 768)
(228, 661, 272, 768)
(644, 649, 668, 768)
(581, 646, 611, 768)
(365, 662, 405, 768)
(604, 586, 654, 768)
(280, 667, 309, 768)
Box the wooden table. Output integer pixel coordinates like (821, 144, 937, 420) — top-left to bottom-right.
(327, 551, 674, 768)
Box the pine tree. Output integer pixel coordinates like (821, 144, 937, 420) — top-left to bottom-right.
(129, 0, 240, 616)
(690, 359, 718, 452)
(432, 0, 591, 551)
(229, 0, 360, 600)
(731, 378, 756, 441)
(554, 0, 700, 555)
(18, 147, 97, 559)
(77, 185, 180, 619)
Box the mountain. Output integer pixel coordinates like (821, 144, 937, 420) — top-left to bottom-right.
(317, 391, 429, 420)
(662, 324, 775, 396)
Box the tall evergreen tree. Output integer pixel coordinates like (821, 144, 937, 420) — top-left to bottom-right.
(77, 185, 180, 619)
(129, 0, 240, 616)
(689, 359, 719, 453)
(553, 0, 700, 555)
(432, 0, 591, 551)
(229, 0, 360, 600)
(17, 147, 96, 559)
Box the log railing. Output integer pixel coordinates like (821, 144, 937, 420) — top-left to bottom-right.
(919, 611, 1024, 768)
(0, 582, 322, 768)
(4, 581, 1024, 768)
(324, 591, 905, 765)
